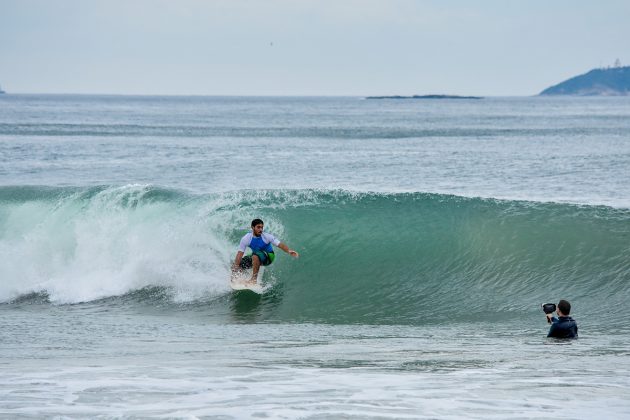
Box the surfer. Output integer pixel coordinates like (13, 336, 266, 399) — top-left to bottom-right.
(545, 299, 578, 339)
(232, 218, 299, 285)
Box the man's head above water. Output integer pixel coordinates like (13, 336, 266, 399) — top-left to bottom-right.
(251, 219, 264, 236)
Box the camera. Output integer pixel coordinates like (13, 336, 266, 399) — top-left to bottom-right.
(541, 303, 556, 314)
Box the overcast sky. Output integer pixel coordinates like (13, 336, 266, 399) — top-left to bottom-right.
(1, 0, 629, 96)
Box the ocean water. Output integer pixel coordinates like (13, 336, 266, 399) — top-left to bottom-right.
(1, 94, 629, 419)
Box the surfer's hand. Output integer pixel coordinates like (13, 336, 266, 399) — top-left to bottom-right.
(289, 250, 299, 258)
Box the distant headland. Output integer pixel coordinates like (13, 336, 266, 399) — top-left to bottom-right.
(540, 64, 630, 96)
(366, 94, 483, 100)
(0, 85, 5, 94)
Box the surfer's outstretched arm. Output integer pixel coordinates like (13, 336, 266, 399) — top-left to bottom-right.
(277, 242, 299, 258)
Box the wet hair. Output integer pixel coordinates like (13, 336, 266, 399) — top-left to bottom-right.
(558, 299, 571, 315)
(251, 218, 264, 228)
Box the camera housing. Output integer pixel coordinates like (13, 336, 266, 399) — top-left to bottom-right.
(542, 303, 556, 314)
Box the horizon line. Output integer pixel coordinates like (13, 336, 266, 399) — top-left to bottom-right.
(0, 92, 540, 98)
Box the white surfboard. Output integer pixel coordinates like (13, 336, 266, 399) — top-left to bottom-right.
(230, 266, 265, 294)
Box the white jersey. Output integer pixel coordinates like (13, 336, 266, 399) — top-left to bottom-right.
(238, 232, 281, 253)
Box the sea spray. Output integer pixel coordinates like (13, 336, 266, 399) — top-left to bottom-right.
(0, 185, 236, 303)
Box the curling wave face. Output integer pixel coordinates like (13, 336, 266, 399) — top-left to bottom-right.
(1, 185, 628, 325)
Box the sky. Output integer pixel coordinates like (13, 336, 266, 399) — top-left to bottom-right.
(1, 0, 629, 96)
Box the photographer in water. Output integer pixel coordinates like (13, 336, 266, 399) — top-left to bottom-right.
(542, 299, 578, 339)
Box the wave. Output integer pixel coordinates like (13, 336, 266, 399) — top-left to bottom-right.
(0, 122, 622, 139)
(1, 185, 629, 324)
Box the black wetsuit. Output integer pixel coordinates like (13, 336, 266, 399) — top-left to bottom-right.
(548, 316, 578, 339)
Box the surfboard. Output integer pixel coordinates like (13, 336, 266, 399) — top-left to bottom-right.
(230, 281, 264, 294)
(230, 266, 265, 294)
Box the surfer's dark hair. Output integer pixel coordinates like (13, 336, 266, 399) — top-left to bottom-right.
(251, 218, 264, 227)
(558, 299, 571, 315)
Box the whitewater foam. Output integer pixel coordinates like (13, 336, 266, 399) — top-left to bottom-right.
(0, 185, 245, 303)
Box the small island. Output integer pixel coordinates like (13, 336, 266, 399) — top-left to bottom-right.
(0, 85, 5, 94)
(366, 94, 482, 100)
(540, 65, 630, 96)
